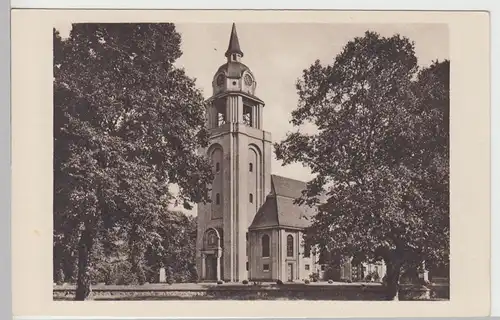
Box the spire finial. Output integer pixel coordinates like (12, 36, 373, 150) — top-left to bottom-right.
(225, 23, 243, 58)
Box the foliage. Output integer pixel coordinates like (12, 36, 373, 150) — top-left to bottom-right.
(276, 280, 284, 285)
(242, 280, 249, 285)
(304, 279, 310, 284)
(53, 24, 213, 300)
(275, 31, 449, 300)
(309, 271, 320, 282)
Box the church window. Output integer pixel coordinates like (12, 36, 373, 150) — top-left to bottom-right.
(215, 162, 220, 172)
(246, 262, 249, 271)
(207, 229, 217, 246)
(287, 235, 294, 257)
(304, 237, 311, 258)
(263, 264, 270, 272)
(243, 106, 253, 127)
(249, 163, 253, 172)
(232, 54, 237, 61)
(216, 193, 221, 205)
(305, 264, 310, 271)
(321, 265, 326, 271)
(262, 234, 270, 257)
(249, 193, 253, 203)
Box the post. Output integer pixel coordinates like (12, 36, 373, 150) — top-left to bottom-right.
(201, 253, 206, 280)
(216, 248, 222, 281)
(159, 267, 166, 283)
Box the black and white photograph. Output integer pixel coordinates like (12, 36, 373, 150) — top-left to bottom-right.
(51, 20, 451, 302)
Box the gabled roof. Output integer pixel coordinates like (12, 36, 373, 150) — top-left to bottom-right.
(249, 175, 317, 230)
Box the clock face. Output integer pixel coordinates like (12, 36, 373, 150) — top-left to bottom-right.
(244, 74, 253, 86)
(216, 74, 225, 86)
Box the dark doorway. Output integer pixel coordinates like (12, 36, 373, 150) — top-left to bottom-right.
(206, 254, 217, 280)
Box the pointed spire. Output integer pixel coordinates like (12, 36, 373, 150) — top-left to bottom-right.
(225, 23, 244, 58)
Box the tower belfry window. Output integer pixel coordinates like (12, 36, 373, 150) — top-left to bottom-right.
(216, 104, 226, 127)
(243, 106, 253, 127)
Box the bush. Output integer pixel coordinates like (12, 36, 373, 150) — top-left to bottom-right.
(328, 279, 333, 284)
(304, 279, 310, 284)
(167, 279, 174, 285)
(217, 280, 224, 285)
(276, 280, 284, 285)
(242, 280, 249, 284)
(309, 272, 320, 282)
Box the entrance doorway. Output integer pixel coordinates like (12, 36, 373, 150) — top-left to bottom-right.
(205, 254, 217, 280)
(287, 263, 294, 282)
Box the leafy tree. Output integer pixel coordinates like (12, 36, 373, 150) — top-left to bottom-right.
(53, 24, 213, 300)
(275, 31, 449, 300)
(144, 211, 198, 283)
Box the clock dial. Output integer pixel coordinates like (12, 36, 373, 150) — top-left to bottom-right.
(244, 74, 253, 86)
(216, 74, 225, 86)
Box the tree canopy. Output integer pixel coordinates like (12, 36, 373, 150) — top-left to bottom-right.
(53, 23, 212, 300)
(275, 31, 449, 300)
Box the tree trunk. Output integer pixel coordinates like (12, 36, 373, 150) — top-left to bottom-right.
(75, 227, 95, 301)
(385, 258, 402, 301)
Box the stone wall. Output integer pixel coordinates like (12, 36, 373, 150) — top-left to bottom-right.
(53, 283, 449, 301)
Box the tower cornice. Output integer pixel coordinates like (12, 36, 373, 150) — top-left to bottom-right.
(206, 91, 265, 106)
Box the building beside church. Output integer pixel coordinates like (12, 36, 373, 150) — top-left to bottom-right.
(196, 23, 386, 283)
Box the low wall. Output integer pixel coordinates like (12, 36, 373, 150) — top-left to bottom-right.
(53, 283, 449, 301)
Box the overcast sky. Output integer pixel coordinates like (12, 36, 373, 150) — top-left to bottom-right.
(54, 22, 449, 216)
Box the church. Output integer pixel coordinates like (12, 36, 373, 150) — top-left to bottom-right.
(195, 23, 386, 283)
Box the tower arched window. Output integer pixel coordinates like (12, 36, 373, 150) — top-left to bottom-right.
(216, 193, 220, 205)
(262, 234, 270, 257)
(287, 235, 294, 257)
(249, 193, 253, 203)
(215, 162, 220, 172)
(243, 106, 253, 127)
(249, 163, 253, 172)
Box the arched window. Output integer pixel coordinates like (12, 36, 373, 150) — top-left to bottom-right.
(249, 193, 253, 203)
(215, 162, 220, 172)
(262, 234, 270, 257)
(249, 163, 253, 172)
(216, 193, 220, 205)
(206, 229, 218, 248)
(287, 235, 294, 257)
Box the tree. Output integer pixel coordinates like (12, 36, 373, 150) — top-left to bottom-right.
(145, 211, 198, 283)
(275, 31, 449, 300)
(53, 24, 213, 300)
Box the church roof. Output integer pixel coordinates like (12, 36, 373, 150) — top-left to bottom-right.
(249, 175, 317, 230)
(225, 23, 244, 58)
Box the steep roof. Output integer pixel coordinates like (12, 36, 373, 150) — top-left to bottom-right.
(225, 23, 244, 58)
(249, 175, 317, 230)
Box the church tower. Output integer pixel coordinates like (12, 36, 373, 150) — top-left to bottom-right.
(196, 23, 272, 282)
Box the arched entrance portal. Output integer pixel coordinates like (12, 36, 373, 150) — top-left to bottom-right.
(201, 228, 223, 281)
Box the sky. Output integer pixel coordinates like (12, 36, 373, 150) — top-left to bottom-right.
(54, 22, 449, 216)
